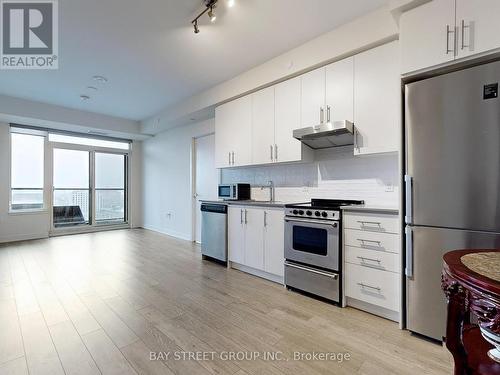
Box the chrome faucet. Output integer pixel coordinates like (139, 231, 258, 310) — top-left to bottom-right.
(261, 180, 275, 202)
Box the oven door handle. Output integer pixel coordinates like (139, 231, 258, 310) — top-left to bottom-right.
(284, 217, 338, 226)
(285, 262, 339, 279)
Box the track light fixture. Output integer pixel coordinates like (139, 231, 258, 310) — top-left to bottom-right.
(192, 0, 233, 34)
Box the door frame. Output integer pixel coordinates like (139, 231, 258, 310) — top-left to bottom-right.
(190, 132, 220, 243)
(48, 141, 131, 236)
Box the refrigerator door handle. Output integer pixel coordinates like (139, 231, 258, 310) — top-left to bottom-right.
(405, 226, 414, 278)
(404, 175, 413, 224)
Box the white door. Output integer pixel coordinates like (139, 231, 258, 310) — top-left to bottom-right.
(354, 41, 400, 155)
(400, 0, 455, 74)
(228, 207, 245, 264)
(325, 57, 354, 123)
(456, 0, 500, 59)
(264, 209, 285, 277)
(251, 87, 275, 165)
(275, 76, 302, 163)
(243, 208, 265, 270)
(194, 134, 219, 243)
(300, 67, 326, 128)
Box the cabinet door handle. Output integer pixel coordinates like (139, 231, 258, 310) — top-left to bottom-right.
(228, 152, 231, 165)
(327, 105, 331, 122)
(274, 144, 278, 161)
(320, 107, 324, 124)
(357, 238, 382, 246)
(357, 282, 381, 292)
(264, 211, 267, 227)
(357, 256, 381, 264)
(354, 127, 359, 151)
(446, 24, 455, 55)
(461, 19, 470, 50)
(231, 151, 235, 165)
(240, 209, 243, 224)
(357, 220, 382, 228)
(244, 209, 248, 224)
(270, 145, 273, 161)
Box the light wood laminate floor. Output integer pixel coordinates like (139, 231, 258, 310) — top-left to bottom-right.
(0, 229, 453, 375)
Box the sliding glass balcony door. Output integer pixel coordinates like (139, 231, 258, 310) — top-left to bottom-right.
(95, 153, 126, 225)
(53, 149, 90, 228)
(52, 147, 127, 230)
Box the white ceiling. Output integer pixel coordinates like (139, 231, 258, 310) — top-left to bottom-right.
(0, 0, 388, 121)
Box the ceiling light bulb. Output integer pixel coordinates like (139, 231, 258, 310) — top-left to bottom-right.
(92, 75, 108, 84)
(80, 95, 90, 101)
(227, 0, 235, 7)
(208, 7, 216, 22)
(193, 20, 200, 34)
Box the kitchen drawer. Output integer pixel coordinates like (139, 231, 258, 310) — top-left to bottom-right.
(344, 229, 400, 254)
(345, 263, 399, 312)
(343, 212, 399, 234)
(345, 246, 400, 273)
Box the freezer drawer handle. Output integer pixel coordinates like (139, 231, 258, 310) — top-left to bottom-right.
(285, 262, 338, 279)
(357, 256, 381, 264)
(405, 226, 414, 278)
(357, 238, 382, 247)
(357, 282, 381, 292)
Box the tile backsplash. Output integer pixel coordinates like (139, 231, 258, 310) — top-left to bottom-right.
(221, 146, 399, 207)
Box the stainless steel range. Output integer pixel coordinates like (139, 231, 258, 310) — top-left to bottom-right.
(284, 199, 363, 304)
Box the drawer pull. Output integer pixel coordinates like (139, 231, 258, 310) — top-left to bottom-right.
(357, 220, 382, 227)
(357, 256, 381, 264)
(357, 238, 382, 246)
(357, 282, 381, 292)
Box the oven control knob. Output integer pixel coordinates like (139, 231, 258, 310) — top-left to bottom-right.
(293, 210, 298, 215)
(333, 222, 338, 228)
(315, 211, 321, 217)
(306, 210, 312, 216)
(298, 210, 304, 215)
(321, 211, 328, 218)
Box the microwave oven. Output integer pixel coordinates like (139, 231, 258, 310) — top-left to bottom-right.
(218, 183, 251, 200)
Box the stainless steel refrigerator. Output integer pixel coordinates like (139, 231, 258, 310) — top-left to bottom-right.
(405, 60, 500, 341)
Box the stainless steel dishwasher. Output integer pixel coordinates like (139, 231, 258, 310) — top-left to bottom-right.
(201, 203, 228, 263)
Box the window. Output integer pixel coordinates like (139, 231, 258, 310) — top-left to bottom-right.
(10, 133, 45, 211)
(48, 133, 129, 150)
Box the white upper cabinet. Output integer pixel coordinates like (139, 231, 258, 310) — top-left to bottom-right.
(455, 0, 500, 59)
(300, 67, 326, 128)
(215, 96, 252, 168)
(401, 0, 500, 74)
(251, 87, 275, 165)
(354, 41, 400, 155)
(400, 0, 455, 74)
(325, 57, 354, 123)
(274, 77, 303, 163)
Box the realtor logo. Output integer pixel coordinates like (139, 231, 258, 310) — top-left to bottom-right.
(1, 0, 58, 69)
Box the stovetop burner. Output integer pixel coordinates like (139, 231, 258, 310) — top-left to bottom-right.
(285, 198, 364, 210)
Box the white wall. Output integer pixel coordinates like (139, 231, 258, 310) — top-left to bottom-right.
(0, 122, 143, 243)
(141, 118, 215, 240)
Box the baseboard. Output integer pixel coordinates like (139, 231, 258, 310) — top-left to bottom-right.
(141, 224, 192, 242)
(0, 232, 49, 244)
(346, 297, 399, 322)
(230, 262, 284, 285)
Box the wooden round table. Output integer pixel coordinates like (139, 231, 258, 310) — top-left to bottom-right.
(442, 249, 500, 375)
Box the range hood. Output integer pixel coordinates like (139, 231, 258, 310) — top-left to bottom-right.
(293, 120, 354, 149)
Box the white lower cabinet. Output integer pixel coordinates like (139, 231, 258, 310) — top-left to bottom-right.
(228, 206, 284, 281)
(343, 210, 401, 322)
